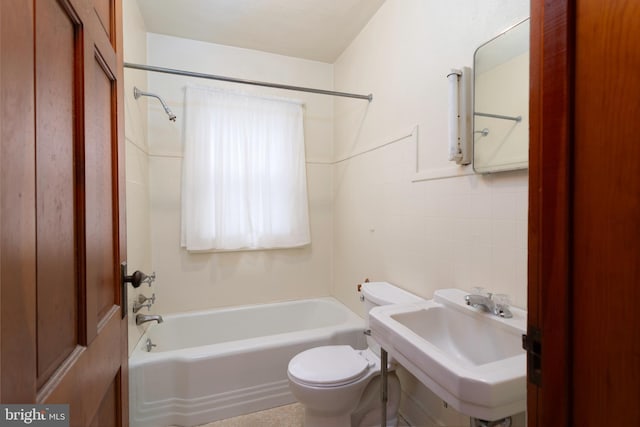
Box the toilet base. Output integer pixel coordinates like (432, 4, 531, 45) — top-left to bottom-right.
(297, 372, 401, 427)
(351, 372, 400, 427)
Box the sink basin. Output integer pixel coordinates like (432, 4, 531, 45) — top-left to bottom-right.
(390, 305, 523, 367)
(369, 288, 526, 421)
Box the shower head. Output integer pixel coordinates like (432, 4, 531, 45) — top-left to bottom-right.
(133, 86, 177, 122)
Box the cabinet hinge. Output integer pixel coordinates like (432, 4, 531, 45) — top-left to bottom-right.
(522, 325, 542, 386)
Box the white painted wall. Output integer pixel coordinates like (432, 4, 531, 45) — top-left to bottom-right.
(333, 0, 529, 315)
(123, 0, 151, 355)
(332, 1, 529, 425)
(145, 34, 335, 314)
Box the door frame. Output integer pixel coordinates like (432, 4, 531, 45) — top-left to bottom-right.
(528, 0, 573, 425)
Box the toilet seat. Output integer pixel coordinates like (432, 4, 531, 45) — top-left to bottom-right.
(288, 345, 372, 388)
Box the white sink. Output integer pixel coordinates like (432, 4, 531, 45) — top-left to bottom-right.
(369, 288, 526, 421)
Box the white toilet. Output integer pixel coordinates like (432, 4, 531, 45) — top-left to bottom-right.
(287, 282, 423, 427)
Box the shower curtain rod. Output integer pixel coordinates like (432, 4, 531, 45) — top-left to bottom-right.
(124, 62, 373, 101)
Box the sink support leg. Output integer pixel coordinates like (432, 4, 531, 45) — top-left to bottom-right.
(381, 348, 388, 427)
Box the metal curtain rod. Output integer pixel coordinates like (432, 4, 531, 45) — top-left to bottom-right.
(124, 62, 373, 101)
(474, 112, 522, 122)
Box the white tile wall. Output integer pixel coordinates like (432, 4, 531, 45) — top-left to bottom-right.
(123, 0, 151, 355)
(332, 0, 529, 313)
(143, 33, 335, 314)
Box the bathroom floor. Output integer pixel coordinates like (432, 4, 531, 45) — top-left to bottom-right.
(194, 404, 304, 426)
(192, 403, 411, 426)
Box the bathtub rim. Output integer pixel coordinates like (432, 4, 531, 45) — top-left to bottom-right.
(129, 296, 365, 363)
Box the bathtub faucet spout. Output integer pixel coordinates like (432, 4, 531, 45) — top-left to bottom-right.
(136, 313, 164, 325)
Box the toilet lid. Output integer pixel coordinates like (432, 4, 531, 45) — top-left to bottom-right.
(288, 346, 369, 387)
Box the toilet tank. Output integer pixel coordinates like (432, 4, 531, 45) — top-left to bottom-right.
(361, 282, 424, 354)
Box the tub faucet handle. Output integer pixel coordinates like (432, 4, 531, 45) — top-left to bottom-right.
(142, 272, 156, 286)
(137, 293, 156, 304)
(133, 294, 156, 313)
(132, 301, 152, 313)
(124, 270, 156, 288)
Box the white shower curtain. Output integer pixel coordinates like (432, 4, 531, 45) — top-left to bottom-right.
(181, 85, 310, 251)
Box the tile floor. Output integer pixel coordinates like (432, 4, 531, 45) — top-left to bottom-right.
(193, 403, 411, 427)
(195, 404, 304, 427)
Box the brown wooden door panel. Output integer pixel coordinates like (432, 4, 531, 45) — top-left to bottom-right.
(0, 0, 38, 404)
(90, 378, 119, 427)
(86, 51, 117, 332)
(93, 0, 115, 44)
(40, 309, 122, 424)
(572, 0, 640, 424)
(34, 0, 81, 388)
(1, 0, 128, 424)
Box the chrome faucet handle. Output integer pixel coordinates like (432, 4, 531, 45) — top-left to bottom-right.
(491, 294, 513, 318)
(470, 287, 491, 297)
(132, 301, 153, 314)
(137, 293, 156, 304)
(491, 293, 510, 305)
(123, 269, 156, 288)
(494, 304, 513, 318)
(145, 338, 157, 352)
(141, 272, 156, 286)
(133, 293, 156, 313)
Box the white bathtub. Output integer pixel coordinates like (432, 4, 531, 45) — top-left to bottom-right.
(129, 297, 366, 427)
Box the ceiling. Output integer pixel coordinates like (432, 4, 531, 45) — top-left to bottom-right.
(136, 0, 386, 63)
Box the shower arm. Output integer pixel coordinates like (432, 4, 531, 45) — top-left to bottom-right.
(133, 86, 177, 121)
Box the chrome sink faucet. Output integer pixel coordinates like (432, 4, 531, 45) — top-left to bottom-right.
(136, 313, 164, 325)
(464, 290, 513, 318)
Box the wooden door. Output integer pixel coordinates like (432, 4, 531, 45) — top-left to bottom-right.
(1, 0, 128, 425)
(528, 0, 640, 425)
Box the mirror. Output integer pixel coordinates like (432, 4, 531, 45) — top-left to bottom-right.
(473, 18, 529, 173)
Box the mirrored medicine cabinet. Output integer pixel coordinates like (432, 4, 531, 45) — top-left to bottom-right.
(473, 18, 530, 173)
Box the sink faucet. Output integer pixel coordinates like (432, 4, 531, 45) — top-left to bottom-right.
(136, 313, 163, 325)
(464, 292, 513, 318)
